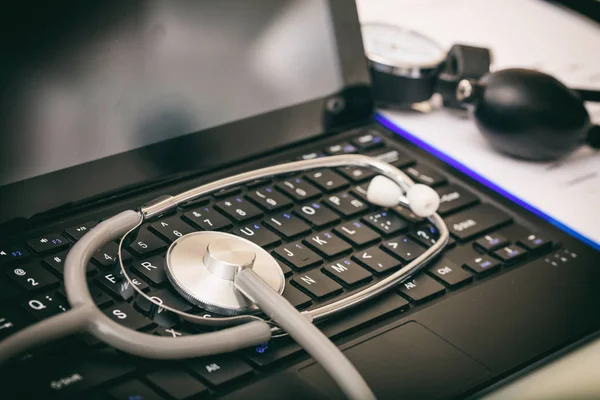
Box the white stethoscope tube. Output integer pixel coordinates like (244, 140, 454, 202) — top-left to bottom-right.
(0, 155, 448, 400)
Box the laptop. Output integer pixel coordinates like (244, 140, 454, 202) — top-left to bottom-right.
(1, 1, 599, 399)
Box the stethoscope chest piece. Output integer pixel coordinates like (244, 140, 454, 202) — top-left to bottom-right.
(165, 231, 285, 316)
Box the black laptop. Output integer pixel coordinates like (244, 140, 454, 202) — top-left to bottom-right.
(1, 1, 599, 399)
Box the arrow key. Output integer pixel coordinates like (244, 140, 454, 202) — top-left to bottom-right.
(352, 247, 401, 275)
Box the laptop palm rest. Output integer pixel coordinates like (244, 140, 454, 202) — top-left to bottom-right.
(298, 321, 489, 400)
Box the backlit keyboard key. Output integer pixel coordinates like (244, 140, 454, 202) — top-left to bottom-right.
(21, 291, 69, 320)
(334, 221, 379, 247)
(188, 356, 253, 387)
(518, 234, 553, 252)
(367, 148, 414, 168)
(493, 245, 527, 264)
(304, 231, 352, 258)
(463, 255, 501, 275)
(351, 132, 384, 150)
(0, 246, 30, 266)
(324, 192, 369, 217)
(305, 169, 349, 192)
(363, 210, 409, 236)
(398, 274, 445, 303)
(292, 270, 343, 300)
(273, 241, 322, 270)
(403, 164, 447, 187)
(381, 236, 425, 262)
(233, 223, 281, 248)
(276, 178, 321, 201)
(131, 256, 167, 285)
(427, 259, 472, 288)
(325, 142, 357, 155)
(435, 184, 479, 215)
(445, 204, 513, 241)
(27, 234, 68, 254)
(474, 233, 509, 252)
(43, 251, 95, 276)
(337, 166, 376, 183)
(264, 212, 311, 239)
(246, 185, 293, 211)
(64, 221, 98, 241)
(104, 303, 153, 331)
(149, 217, 195, 243)
(7, 263, 59, 292)
(92, 242, 132, 268)
(127, 229, 168, 256)
(353, 247, 401, 275)
(182, 206, 233, 231)
(323, 258, 372, 287)
(294, 202, 340, 228)
(215, 196, 263, 223)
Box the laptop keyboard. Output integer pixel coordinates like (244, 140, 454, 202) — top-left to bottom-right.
(0, 128, 558, 399)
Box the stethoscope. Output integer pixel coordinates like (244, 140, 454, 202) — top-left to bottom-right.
(0, 155, 448, 400)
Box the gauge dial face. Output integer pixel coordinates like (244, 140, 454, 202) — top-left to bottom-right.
(362, 23, 445, 68)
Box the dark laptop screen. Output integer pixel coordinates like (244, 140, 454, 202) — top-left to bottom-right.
(0, 0, 343, 188)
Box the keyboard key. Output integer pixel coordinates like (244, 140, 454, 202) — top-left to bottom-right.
(27, 234, 69, 254)
(154, 326, 193, 338)
(381, 236, 425, 262)
(147, 369, 208, 400)
(131, 256, 167, 285)
(97, 271, 149, 300)
(234, 223, 281, 248)
(107, 379, 162, 400)
(127, 229, 168, 256)
(276, 177, 321, 201)
(282, 285, 312, 309)
(245, 338, 302, 368)
(427, 259, 472, 288)
(149, 217, 195, 243)
(31, 350, 135, 397)
(22, 292, 69, 320)
(104, 303, 154, 331)
(92, 241, 132, 268)
(178, 196, 210, 210)
(445, 204, 513, 241)
(464, 255, 501, 275)
(304, 231, 352, 258)
(297, 151, 324, 160)
(474, 233, 509, 252)
(367, 148, 414, 168)
(0, 306, 31, 339)
(246, 185, 293, 211)
(292, 271, 343, 299)
(518, 233, 553, 252)
(403, 164, 447, 187)
(323, 258, 372, 287)
(436, 184, 479, 215)
(182, 206, 233, 231)
(43, 251, 95, 276)
(337, 166, 376, 183)
(392, 206, 424, 224)
(0, 245, 31, 266)
(324, 141, 357, 155)
(411, 224, 456, 249)
(7, 263, 59, 292)
(188, 356, 253, 387)
(305, 169, 349, 192)
(324, 192, 369, 217)
(264, 212, 311, 239)
(351, 183, 370, 200)
(352, 131, 384, 150)
(398, 274, 445, 303)
(363, 210, 409, 236)
(353, 247, 401, 275)
(334, 221, 379, 247)
(493, 245, 528, 264)
(294, 202, 340, 228)
(273, 242, 322, 270)
(215, 196, 263, 223)
(64, 221, 98, 241)
(212, 187, 242, 199)
(135, 287, 193, 315)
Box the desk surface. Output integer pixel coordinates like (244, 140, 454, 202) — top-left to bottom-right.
(355, 0, 600, 398)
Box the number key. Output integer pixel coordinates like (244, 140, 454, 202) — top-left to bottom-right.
(127, 229, 167, 257)
(6, 263, 59, 292)
(92, 241, 133, 268)
(183, 206, 232, 231)
(149, 217, 195, 243)
(305, 170, 348, 192)
(215, 196, 263, 223)
(27, 234, 69, 253)
(276, 178, 321, 201)
(246, 186, 292, 211)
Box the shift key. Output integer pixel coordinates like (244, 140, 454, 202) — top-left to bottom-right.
(30, 350, 134, 397)
(444, 204, 512, 241)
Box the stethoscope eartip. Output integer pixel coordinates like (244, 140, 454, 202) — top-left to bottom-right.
(406, 184, 440, 218)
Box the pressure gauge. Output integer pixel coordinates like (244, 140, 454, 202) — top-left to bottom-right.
(361, 23, 446, 107)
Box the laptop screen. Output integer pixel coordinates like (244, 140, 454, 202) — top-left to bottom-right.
(0, 0, 343, 188)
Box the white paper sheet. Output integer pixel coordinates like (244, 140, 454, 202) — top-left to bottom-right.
(356, 0, 600, 245)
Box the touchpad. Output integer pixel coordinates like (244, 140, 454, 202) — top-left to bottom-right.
(298, 322, 489, 400)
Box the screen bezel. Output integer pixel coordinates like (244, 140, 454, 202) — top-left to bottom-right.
(0, 0, 373, 227)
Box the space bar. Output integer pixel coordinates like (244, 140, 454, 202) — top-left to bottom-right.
(245, 292, 409, 368)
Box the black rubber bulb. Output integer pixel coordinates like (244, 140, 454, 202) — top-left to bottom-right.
(460, 68, 594, 161)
